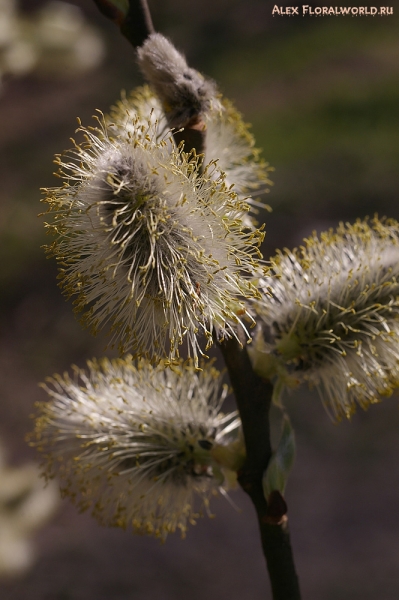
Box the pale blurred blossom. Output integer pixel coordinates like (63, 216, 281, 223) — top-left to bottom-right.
(0, 0, 105, 90)
(0, 442, 58, 578)
(2, 38, 37, 74)
(0, 0, 18, 47)
(35, 1, 105, 73)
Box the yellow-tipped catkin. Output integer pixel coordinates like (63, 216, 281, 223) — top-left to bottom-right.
(32, 357, 240, 539)
(252, 218, 399, 420)
(42, 113, 264, 363)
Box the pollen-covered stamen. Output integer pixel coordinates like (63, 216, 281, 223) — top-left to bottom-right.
(108, 424, 217, 486)
(252, 218, 399, 419)
(32, 357, 241, 539)
(42, 114, 264, 363)
(109, 86, 272, 229)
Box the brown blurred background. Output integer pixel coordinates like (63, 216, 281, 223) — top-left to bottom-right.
(1, 1, 399, 598)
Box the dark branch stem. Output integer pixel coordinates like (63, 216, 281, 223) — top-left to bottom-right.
(92, 0, 154, 46)
(218, 336, 301, 600)
(172, 118, 206, 161)
(92, 0, 299, 595)
(120, 0, 155, 47)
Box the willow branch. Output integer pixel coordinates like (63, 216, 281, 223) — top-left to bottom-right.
(93, 0, 154, 46)
(91, 1, 298, 595)
(173, 120, 206, 164)
(92, 0, 205, 155)
(218, 335, 301, 600)
(120, 0, 155, 46)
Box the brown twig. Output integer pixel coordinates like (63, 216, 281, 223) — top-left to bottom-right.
(172, 117, 206, 160)
(120, 0, 155, 47)
(218, 335, 301, 600)
(92, 0, 300, 596)
(93, 0, 154, 46)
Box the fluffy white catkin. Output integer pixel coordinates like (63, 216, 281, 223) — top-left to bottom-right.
(33, 357, 240, 539)
(42, 113, 263, 363)
(251, 218, 399, 419)
(109, 85, 273, 226)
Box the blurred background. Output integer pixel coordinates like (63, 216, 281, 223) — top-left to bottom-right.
(1, 0, 399, 598)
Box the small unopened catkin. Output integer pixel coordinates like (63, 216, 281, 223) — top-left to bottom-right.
(137, 33, 220, 128)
